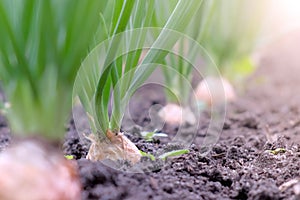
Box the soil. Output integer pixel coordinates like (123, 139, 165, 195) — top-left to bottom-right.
(1, 29, 300, 199)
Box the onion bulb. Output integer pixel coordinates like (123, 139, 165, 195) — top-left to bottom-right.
(86, 130, 141, 164)
(158, 103, 196, 125)
(195, 76, 236, 106)
(0, 139, 81, 200)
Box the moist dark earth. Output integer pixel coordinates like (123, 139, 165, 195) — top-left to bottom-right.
(2, 29, 300, 200)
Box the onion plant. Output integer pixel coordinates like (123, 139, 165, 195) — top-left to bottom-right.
(194, 0, 268, 106)
(153, 0, 267, 112)
(0, 1, 105, 198)
(73, 0, 203, 163)
(0, 0, 105, 139)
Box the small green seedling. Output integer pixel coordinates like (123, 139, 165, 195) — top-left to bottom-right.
(64, 155, 74, 160)
(267, 148, 286, 155)
(159, 149, 189, 161)
(139, 151, 156, 161)
(140, 129, 168, 142)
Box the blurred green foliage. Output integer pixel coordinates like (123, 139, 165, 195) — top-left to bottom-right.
(153, 0, 267, 105)
(0, 0, 105, 138)
(199, 0, 267, 79)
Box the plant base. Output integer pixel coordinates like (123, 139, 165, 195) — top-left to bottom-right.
(86, 130, 141, 164)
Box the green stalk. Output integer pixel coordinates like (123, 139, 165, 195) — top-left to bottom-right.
(128, 0, 203, 97)
(94, 0, 136, 135)
(110, 0, 155, 131)
(151, 0, 210, 106)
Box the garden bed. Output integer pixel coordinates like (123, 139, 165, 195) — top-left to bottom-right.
(2, 30, 300, 200)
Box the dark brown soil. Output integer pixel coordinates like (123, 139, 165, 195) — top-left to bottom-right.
(2, 29, 300, 199)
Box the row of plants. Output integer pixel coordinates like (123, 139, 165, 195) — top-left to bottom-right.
(0, 0, 267, 199)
